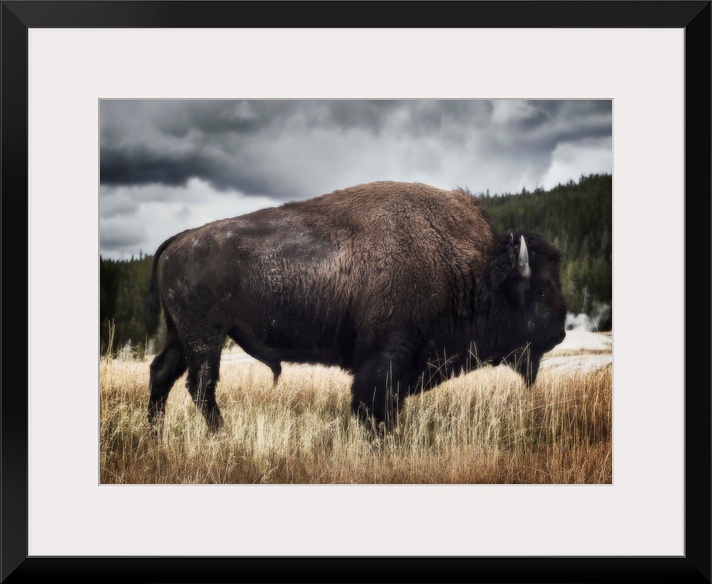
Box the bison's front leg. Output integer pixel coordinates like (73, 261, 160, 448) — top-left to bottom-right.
(350, 333, 419, 434)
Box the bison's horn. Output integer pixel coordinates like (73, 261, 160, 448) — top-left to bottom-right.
(518, 235, 531, 279)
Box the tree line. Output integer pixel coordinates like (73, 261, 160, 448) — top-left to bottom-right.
(100, 253, 156, 357)
(100, 173, 612, 356)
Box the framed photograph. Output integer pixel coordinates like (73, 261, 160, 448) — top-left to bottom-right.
(3, 1, 709, 582)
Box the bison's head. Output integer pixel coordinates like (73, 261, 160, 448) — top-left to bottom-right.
(488, 231, 567, 386)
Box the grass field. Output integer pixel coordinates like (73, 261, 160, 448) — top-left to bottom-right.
(100, 335, 612, 484)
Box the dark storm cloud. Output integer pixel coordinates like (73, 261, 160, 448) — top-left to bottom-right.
(101, 100, 300, 197)
(100, 100, 503, 198)
(99, 99, 611, 258)
(476, 101, 611, 178)
(100, 143, 280, 197)
(101, 100, 610, 196)
(302, 100, 400, 132)
(491, 101, 611, 147)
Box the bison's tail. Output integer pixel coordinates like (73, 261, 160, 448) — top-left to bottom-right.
(145, 234, 180, 336)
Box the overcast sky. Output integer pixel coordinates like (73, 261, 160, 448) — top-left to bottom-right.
(100, 99, 612, 259)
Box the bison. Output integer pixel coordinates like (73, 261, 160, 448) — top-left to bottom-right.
(145, 181, 566, 434)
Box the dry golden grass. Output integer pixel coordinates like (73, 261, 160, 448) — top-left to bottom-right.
(100, 356, 611, 484)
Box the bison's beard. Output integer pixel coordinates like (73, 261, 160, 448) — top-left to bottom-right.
(512, 349, 542, 387)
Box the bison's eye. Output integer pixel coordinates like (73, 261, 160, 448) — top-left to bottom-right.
(537, 289, 546, 297)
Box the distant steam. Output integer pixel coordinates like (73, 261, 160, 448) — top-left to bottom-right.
(566, 302, 612, 332)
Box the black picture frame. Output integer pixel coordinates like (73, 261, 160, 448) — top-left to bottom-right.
(2, 2, 709, 582)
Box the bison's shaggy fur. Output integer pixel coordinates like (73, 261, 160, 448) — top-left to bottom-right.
(146, 181, 566, 433)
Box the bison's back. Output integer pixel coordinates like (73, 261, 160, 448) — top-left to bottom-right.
(291, 181, 497, 329)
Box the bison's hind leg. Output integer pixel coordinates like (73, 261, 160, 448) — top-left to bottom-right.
(185, 342, 225, 433)
(148, 334, 187, 433)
